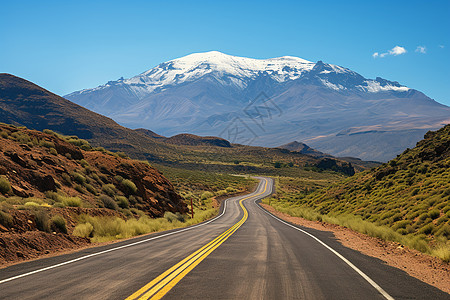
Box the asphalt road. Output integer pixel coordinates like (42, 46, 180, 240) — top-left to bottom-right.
(0, 177, 448, 299)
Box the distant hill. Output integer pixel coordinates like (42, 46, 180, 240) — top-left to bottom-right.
(134, 129, 232, 147)
(0, 73, 180, 161)
(277, 141, 326, 157)
(134, 128, 166, 139)
(165, 134, 231, 147)
(294, 124, 450, 258)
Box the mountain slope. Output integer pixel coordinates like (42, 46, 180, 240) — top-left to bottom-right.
(0, 74, 361, 176)
(65, 51, 450, 161)
(288, 124, 450, 259)
(0, 73, 182, 161)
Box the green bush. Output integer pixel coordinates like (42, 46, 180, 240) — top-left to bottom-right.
(71, 172, 86, 184)
(116, 196, 129, 209)
(33, 210, 50, 232)
(61, 196, 82, 207)
(99, 195, 119, 210)
(428, 209, 440, 219)
(39, 140, 55, 148)
(164, 212, 185, 223)
(102, 184, 116, 196)
(73, 222, 93, 238)
(43, 129, 56, 135)
(201, 191, 214, 200)
(49, 147, 58, 155)
(114, 175, 124, 183)
(431, 245, 450, 262)
(122, 179, 137, 194)
(115, 152, 129, 159)
(0, 211, 13, 227)
(85, 183, 97, 195)
(51, 215, 67, 234)
(61, 173, 72, 186)
(0, 176, 11, 194)
(74, 184, 85, 194)
(80, 159, 90, 168)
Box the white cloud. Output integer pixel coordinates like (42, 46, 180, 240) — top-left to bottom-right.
(389, 46, 407, 56)
(415, 46, 426, 54)
(373, 45, 407, 58)
(439, 45, 445, 49)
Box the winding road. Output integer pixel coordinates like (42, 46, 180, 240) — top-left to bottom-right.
(0, 177, 448, 299)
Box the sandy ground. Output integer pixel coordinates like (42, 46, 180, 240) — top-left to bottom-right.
(261, 203, 450, 295)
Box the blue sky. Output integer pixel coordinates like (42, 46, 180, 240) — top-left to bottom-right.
(1, 0, 449, 105)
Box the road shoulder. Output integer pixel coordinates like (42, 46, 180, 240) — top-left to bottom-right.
(260, 203, 450, 295)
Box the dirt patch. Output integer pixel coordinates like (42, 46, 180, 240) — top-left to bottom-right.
(261, 203, 450, 295)
(0, 231, 89, 266)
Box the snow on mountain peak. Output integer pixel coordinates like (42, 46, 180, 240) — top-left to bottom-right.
(69, 51, 409, 98)
(133, 51, 315, 88)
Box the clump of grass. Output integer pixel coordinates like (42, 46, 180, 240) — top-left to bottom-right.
(39, 140, 55, 148)
(0, 210, 13, 227)
(49, 147, 58, 155)
(73, 223, 93, 238)
(11, 131, 31, 143)
(201, 191, 214, 200)
(102, 184, 117, 197)
(73, 206, 218, 243)
(99, 195, 118, 210)
(71, 172, 86, 184)
(24, 201, 41, 208)
(61, 173, 72, 186)
(50, 215, 67, 234)
(0, 176, 11, 194)
(431, 245, 450, 262)
(80, 159, 90, 168)
(122, 179, 137, 194)
(74, 184, 85, 194)
(61, 196, 82, 207)
(116, 196, 129, 209)
(32, 209, 50, 232)
(264, 198, 437, 257)
(164, 211, 185, 223)
(85, 183, 97, 195)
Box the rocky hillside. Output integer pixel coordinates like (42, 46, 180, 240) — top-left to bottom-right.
(0, 124, 188, 263)
(294, 124, 450, 256)
(0, 73, 178, 161)
(0, 123, 186, 217)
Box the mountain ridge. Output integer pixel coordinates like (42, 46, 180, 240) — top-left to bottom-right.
(0, 73, 363, 175)
(65, 51, 450, 161)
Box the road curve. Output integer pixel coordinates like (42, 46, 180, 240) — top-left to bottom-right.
(0, 177, 448, 299)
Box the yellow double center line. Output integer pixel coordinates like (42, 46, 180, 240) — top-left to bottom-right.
(126, 179, 267, 300)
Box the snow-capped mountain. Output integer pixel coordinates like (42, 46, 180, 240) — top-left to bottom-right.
(65, 51, 450, 161)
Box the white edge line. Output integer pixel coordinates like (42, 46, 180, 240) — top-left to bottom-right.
(254, 182, 395, 300)
(0, 181, 266, 285)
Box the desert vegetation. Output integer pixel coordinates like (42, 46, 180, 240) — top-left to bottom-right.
(265, 125, 450, 261)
